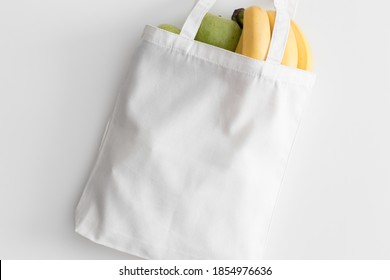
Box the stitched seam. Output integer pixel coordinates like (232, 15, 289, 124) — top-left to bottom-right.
(142, 36, 315, 89)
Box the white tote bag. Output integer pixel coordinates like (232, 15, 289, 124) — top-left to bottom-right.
(75, 0, 316, 259)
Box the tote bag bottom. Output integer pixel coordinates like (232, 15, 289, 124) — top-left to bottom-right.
(75, 215, 254, 260)
(76, 219, 154, 259)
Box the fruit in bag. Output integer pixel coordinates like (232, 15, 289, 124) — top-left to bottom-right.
(158, 24, 181, 34)
(158, 13, 242, 52)
(232, 7, 314, 71)
(290, 20, 314, 71)
(240, 6, 271, 60)
(194, 13, 242, 52)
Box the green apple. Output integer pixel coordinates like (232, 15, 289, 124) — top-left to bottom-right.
(158, 24, 181, 34)
(195, 13, 242, 52)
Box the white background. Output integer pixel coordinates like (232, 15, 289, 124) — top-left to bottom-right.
(0, 0, 389, 259)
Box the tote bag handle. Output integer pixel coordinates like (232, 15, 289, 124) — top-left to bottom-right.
(179, 0, 299, 65)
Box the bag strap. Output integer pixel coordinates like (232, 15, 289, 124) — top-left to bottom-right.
(179, 0, 300, 65)
(266, 0, 292, 64)
(180, 0, 217, 40)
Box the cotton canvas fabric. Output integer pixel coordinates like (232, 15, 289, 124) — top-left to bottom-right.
(75, 0, 316, 259)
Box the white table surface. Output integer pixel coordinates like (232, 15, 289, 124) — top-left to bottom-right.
(1, 0, 390, 259)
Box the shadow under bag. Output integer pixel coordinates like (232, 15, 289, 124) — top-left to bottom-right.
(75, 0, 316, 259)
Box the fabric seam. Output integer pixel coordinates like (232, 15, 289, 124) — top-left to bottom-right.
(142, 37, 314, 89)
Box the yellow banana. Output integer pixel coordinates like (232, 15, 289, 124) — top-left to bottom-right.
(291, 20, 314, 71)
(235, 34, 243, 53)
(267, 10, 298, 68)
(241, 6, 271, 60)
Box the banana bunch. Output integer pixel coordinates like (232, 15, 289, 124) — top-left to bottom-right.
(232, 7, 313, 71)
(158, 6, 313, 71)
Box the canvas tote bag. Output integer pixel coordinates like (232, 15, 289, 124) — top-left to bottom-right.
(75, 0, 316, 259)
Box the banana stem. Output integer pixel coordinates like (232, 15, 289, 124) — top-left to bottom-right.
(231, 8, 245, 29)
